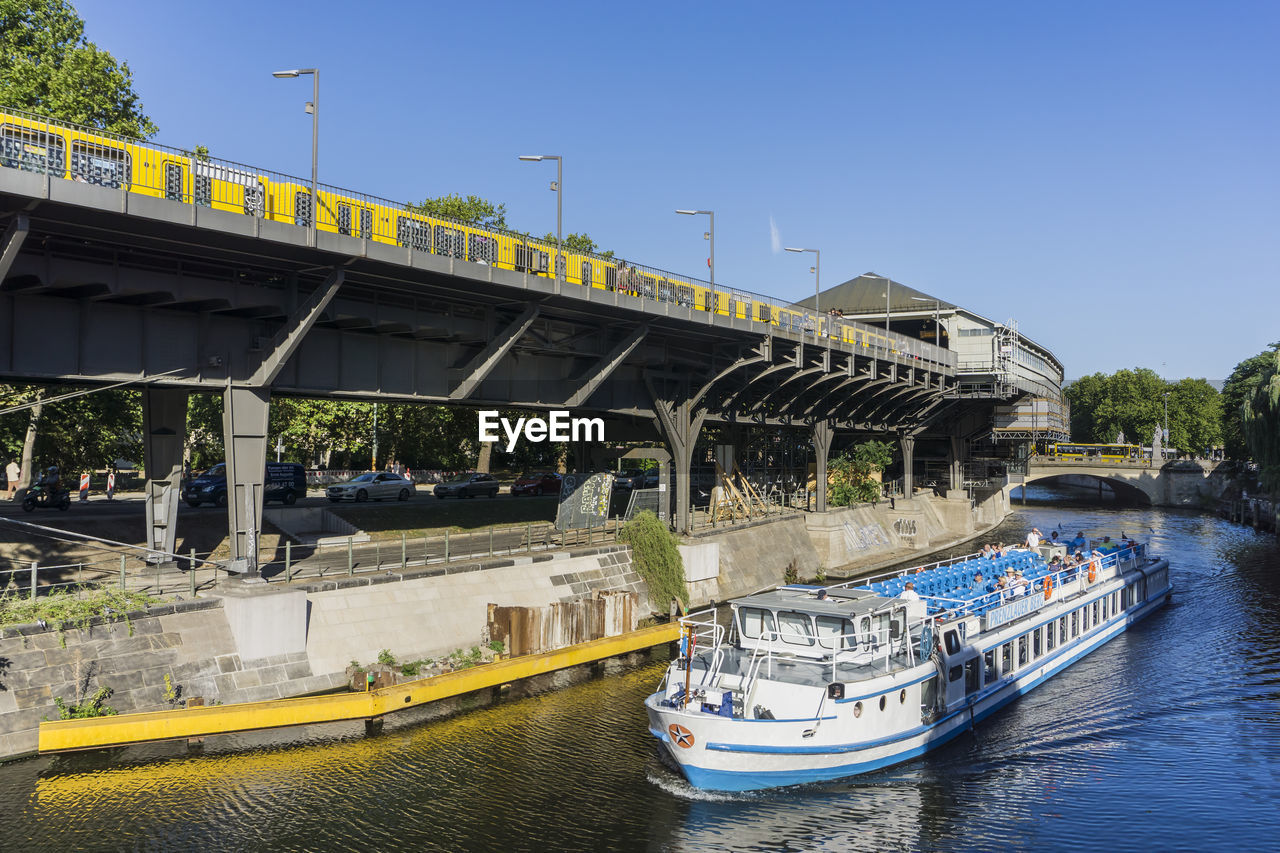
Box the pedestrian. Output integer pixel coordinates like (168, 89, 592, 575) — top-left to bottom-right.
(5, 458, 19, 499)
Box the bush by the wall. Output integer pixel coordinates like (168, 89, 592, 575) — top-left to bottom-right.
(619, 510, 688, 611)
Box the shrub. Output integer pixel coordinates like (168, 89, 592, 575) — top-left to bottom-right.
(54, 686, 117, 719)
(619, 510, 688, 610)
(377, 649, 397, 666)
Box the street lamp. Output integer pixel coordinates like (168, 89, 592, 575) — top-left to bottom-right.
(519, 154, 562, 285)
(785, 247, 820, 336)
(272, 68, 319, 245)
(675, 209, 714, 287)
(910, 296, 941, 344)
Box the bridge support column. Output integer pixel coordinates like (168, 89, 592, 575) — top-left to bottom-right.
(652, 398, 706, 534)
(142, 388, 188, 563)
(948, 436, 965, 493)
(900, 434, 916, 501)
(812, 421, 834, 513)
(223, 385, 270, 577)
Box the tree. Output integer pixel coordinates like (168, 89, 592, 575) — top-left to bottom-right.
(541, 231, 614, 259)
(1222, 344, 1280, 461)
(406, 194, 506, 230)
(1064, 368, 1222, 453)
(0, 0, 157, 137)
(1064, 374, 1108, 442)
(1242, 350, 1280, 492)
(827, 440, 893, 506)
(1166, 378, 1222, 455)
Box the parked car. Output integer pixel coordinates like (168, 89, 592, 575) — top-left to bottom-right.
(643, 469, 660, 488)
(326, 471, 416, 503)
(614, 468, 647, 490)
(433, 472, 500, 499)
(511, 472, 562, 497)
(185, 462, 306, 508)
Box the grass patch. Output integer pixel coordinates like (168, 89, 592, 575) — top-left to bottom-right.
(0, 586, 161, 640)
(330, 497, 558, 539)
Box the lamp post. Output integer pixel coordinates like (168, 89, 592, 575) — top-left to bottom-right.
(675, 209, 714, 287)
(784, 247, 820, 336)
(272, 68, 319, 245)
(519, 154, 562, 285)
(910, 296, 941, 344)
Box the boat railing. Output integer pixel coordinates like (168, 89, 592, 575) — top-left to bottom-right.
(827, 550, 985, 592)
(677, 609, 725, 689)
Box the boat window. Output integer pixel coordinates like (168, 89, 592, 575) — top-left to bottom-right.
(965, 657, 981, 694)
(1017, 635, 1028, 667)
(920, 677, 938, 721)
(1059, 617, 1068, 644)
(815, 615, 854, 650)
(1033, 627, 1042, 658)
(943, 630, 960, 656)
(777, 611, 816, 647)
(860, 616, 872, 649)
(739, 607, 776, 640)
(1001, 643, 1013, 674)
(1071, 611, 1079, 637)
(1093, 600, 1100, 625)
(878, 695, 887, 711)
(983, 650, 997, 683)
(1046, 621, 1056, 651)
(948, 664, 963, 682)
(1102, 596, 1108, 621)
(892, 607, 906, 640)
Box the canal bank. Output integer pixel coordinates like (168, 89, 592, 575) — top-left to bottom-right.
(0, 490, 1007, 762)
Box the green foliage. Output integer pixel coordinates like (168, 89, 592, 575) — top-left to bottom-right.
(54, 686, 117, 719)
(487, 639, 505, 654)
(1065, 368, 1223, 453)
(0, 384, 141, 474)
(783, 560, 799, 585)
(163, 673, 179, 705)
(407, 194, 507, 230)
(0, 0, 157, 137)
(541, 231, 615, 259)
(1242, 350, 1280, 493)
(619, 510, 687, 609)
(827, 440, 892, 506)
(376, 648, 397, 666)
(0, 586, 159, 638)
(1222, 344, 1280, 460)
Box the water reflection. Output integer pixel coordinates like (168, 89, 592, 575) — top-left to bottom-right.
(1, 503, 1278, 851)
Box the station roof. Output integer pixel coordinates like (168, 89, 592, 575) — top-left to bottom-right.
(791, 272, 957, 315)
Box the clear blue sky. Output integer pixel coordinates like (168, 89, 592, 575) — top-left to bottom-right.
(76, 0, 1277, 380)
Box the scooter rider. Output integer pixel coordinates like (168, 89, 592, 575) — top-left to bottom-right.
(38, 464, 62, 496)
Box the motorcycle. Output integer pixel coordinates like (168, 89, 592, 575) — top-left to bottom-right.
(22, 482, 71, 512)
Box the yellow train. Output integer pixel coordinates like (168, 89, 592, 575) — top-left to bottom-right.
(0, 107, 925, 360)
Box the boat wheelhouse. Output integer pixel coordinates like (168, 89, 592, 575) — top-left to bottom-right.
(645, 539, 1172, 791)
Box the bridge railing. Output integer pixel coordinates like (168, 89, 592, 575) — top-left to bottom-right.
(2, 106, 955, 373)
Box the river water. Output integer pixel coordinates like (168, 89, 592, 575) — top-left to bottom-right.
(1, 496, 1277, 852)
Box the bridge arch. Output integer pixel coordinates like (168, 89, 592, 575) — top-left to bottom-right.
(1021, 467, 1160, 506)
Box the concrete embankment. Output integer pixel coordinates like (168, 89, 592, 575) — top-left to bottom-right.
(0, 490, 1007, 761)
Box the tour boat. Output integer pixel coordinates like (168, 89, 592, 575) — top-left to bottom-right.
(645, 539, 1172, 791)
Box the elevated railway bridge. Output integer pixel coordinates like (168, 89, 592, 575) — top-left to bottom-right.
(0, 111, 1056, 570)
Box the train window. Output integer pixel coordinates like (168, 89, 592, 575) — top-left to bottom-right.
(580, 261, 592, 287)
(70, 141, 130, 188)
(758, 303, 771, 322)
(244, 183, 264, 217)
(337, 204, 352, 236)
(467, 234, 496, 264)
(1, 125, 66, 175)
(435, 225, 465, 258)
(704, 291, 717, 312)
(294, 191, 312, 227)
(164, 162, 183, 201)
(359, 208, 373, 239)
(194, 173, 212, 206)
(396, 217, 431, 252)
(656, 279, 671, 303)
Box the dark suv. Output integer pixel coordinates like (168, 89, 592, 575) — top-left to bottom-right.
(433, 472, 500, 499)
(184, 462, 307, 507)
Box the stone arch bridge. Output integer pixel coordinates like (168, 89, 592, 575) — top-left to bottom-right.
(1014, 459, 1233, 507)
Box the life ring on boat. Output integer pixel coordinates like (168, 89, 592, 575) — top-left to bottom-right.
(1043, 576, 1054, 600)
(668, 723, 695, 749)
(1087, 560, 1098, 584)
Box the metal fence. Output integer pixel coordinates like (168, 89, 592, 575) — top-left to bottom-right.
(1, 106, 955, 373)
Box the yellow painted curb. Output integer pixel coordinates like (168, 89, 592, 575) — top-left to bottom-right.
(38, 622, 679, 754)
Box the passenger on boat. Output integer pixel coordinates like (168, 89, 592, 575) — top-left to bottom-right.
(1012, 571, 1029, 598)
(901, 581, 920, 601)
(1049, 530, 1061, 546)
(1097, 535, 1118, 553)
(980, 543, 995, 559)
(1068, 531, 1088, 552)
(995, 575, 1010, 603)
(972, 572, 985, 593)
(1026, 527, 1043, 548)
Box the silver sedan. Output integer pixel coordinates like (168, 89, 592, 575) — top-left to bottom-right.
(326, 472, 416, 502)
